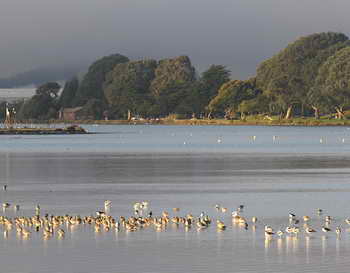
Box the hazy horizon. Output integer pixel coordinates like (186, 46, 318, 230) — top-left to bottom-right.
(1, 0, 349, 79)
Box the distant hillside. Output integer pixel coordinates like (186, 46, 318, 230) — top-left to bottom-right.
(0, 64, 87, 88)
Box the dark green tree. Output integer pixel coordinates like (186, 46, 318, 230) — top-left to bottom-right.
(256, 32, 349, 118)
(193, 65, 231, 116)
(73, 54, 129, 105)
(18, 82, 61, 120)
(59, 77, 79, 108)
(208, 79, 260, 119)
(18, 94, 56, 120)
(36, 82, 61, 98)
(103, 60, 157, 118)
(149, 56, 197, 117)
(312, 47, 350, 119)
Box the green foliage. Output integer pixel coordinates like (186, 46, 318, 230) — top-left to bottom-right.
(78, 99, 104, 120)
(208, 79, 260, 117)
(18, 94, 57, 120)
(103, 59, 157, 118)
(145, 56, 197, 117)
(17, 82, 62, 120)
(150, 56, 196, 97)
(313, 47, 350, 115)
(36, 82, 61, 98)
(59, 77, 79, 108)
(155, 81, 197, 117)
(21, 32, 350, 121)
(0, 102, 6, 120)
(256, 32, 349, 115)
(192, 65, 231, 115)
(74, 54, 129, 105)
(238, 94, 270, 114)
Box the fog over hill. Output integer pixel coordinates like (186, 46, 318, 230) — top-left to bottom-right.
(0, 0, 349, 82)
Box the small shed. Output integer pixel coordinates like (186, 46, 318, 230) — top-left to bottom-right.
(59, 107, 84, 120)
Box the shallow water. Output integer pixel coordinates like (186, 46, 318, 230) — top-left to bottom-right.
(1, 125, 350, 273)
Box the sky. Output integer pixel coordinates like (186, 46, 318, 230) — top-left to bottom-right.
(0, 0, 349, 79)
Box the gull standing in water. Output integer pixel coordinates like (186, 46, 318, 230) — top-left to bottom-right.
(336, 226, 341, 236)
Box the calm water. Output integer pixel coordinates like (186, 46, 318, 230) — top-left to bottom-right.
(1, 125, 350, 273)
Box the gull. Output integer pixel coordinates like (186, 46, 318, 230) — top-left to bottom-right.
(104, 200, 112, 208)
(336, 226, 341, 236)
(265, 226, 273, 233)
(289, 213, 296, 220)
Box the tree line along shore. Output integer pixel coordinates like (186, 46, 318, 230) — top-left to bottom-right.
(2, 32, 350, 124)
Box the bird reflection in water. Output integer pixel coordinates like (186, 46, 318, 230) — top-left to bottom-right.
(322, 235, 327, 257)
(277, 237, 283, 255)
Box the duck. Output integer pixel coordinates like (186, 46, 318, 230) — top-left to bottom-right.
(305, 227, 317, 234)
(265, 230, 274, 237)
(57, 229, 65, 237)
(22, 229, 31, 237)
(285, 226, 294, 235)
(216, 220, 226, 230)
(303, 216, 310, 222)
(220, 207, 228, 213)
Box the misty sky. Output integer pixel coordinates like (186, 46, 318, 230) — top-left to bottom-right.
(0, 0, 348, 79)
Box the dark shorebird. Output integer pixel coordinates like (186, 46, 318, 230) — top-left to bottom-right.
(322, 227, 331, 233)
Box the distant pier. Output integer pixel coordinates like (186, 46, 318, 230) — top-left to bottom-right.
(0, 125, 88, 135)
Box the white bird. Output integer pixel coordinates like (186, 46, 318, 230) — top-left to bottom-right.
(277, 230, 284, 237)
(265, 226, 273, 233)
(104, 200, 112, 208)
(336, 226, 341, 236)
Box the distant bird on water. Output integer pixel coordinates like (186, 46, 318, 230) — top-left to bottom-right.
(3, 185, 7, 191)
(322, 227, 331, 233)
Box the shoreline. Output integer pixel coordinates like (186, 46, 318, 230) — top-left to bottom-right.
(19, 118, 350, 127)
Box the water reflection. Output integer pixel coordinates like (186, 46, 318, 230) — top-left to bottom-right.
(305, 236, 310, 264)
(1, 126, 350, 273)
(322, 236, 327, 257)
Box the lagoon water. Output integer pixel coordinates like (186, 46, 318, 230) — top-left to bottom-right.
(1, 125, 350, 273)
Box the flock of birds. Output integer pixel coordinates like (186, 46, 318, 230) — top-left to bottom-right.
(0, 192, 349, 242)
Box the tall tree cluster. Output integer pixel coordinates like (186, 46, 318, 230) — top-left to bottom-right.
(17, 32, 350, 120)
